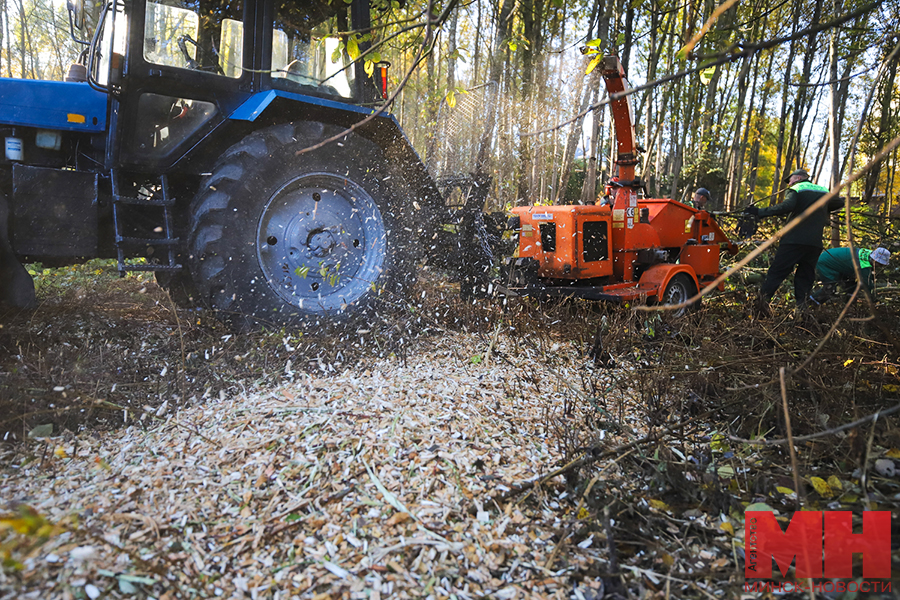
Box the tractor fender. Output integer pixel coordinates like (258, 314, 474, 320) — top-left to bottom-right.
(229, 91, 444, 214)
(638, 264, 698, 303)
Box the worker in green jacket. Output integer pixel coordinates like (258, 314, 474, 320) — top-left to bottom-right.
(813, 246, 891, 303)
(743, 169, 844, 316)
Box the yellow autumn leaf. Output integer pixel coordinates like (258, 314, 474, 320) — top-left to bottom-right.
(810, 476, 833, 498)
(843, 358, 854, 367)
(776, 486, 795, 496)
(719, 522, 734, 536)
(346, 35, 359, 61)
(827, 475, 842, 491)
(648, 499, 670, 511)
(840, 494, 859, 504)
(577, 506, 590, 520)
(886, 448, 900, 459)
(54, 446, 68, 459)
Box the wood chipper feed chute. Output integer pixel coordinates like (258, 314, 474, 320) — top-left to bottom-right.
(500, 55, 738, 311)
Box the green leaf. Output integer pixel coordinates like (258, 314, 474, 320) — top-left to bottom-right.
(370, 52, 381, 63)
(585, 54, 604, 75)
(330, 44, 343, 63)
(745, 502, 777, 514)
(346, 36, 360, 61)
(285, 513, 302, 523)
(700, 66, 716, 85)
(616, 32, 625, 46)
(470, 354, 482, 364)
(294, 265, 310, 278)
(710, 432, 728, 453)
(28, 424, 53, 439)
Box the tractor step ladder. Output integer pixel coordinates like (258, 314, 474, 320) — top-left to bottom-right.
(112, 171, 182, 277)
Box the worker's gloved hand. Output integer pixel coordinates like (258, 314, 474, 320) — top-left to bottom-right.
(743, 206, 759, 217)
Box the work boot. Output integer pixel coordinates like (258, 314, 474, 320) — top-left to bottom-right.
(793, 304, 817, 329)
(752, 293, 771, 318)
(811, 283, 835, 305)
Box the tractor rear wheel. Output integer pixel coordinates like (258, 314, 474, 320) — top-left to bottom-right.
(660, 273, 699, 317)
(155, 269, 198, 307)
(188, 122, 416, 327)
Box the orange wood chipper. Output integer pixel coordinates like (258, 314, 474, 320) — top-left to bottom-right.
(501, 56, 737, 314)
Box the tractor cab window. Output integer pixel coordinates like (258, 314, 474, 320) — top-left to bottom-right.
(144, 0, 243, 77)
(96, 1, 127, 87)
(271, 0, 356, 99)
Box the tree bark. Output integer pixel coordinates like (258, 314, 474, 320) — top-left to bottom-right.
(863, 38, 899, 204)
(770, 1, 804, 201)
(580, 0, 613, 204)
(474, 0, 516, 176)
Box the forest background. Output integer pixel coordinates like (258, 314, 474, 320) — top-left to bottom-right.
(1, 0, 898, 222)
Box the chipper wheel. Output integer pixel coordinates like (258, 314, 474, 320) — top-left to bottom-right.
(660, 273, 700, 317)
(188, 122, 416, 328)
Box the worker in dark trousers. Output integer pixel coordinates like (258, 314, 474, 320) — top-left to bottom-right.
(743, 169, 843, 318)
(813, 246, 890, 303)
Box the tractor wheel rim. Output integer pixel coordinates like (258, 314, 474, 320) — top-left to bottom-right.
(256, 173, 386, 311)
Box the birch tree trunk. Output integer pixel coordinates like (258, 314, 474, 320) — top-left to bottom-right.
(770, 2, 803, 201)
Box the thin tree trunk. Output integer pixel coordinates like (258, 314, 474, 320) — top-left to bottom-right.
(474, 0, 515, 176)
(747, 50, 775, 205)
(784, 0, 824, 175)
(727, 55, 759, 210)
(863, 38, 899, 203)
(554, 63, 591, 204)
(447, 7, 457, 94)
(580, 0, 613, 204)
(472, 0, 481, 84)
(771, 2, 804, 201)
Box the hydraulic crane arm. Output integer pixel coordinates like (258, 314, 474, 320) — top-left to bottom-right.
(600, 56, 639, 184)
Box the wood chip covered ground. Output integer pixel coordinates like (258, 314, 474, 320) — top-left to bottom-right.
(2, 332, 674, 599)
(3, 267, 900, 599)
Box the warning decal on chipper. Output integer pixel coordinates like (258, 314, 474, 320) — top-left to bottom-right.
(532, 213, 553, 220)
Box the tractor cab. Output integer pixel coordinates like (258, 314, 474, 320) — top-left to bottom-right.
(63, 0, 384, 171)
(0, 0, 444, 325)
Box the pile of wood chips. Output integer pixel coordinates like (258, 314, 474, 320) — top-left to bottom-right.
(2, 333, 652, 599)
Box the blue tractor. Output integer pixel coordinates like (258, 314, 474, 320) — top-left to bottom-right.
(0, 0, 482, 326)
